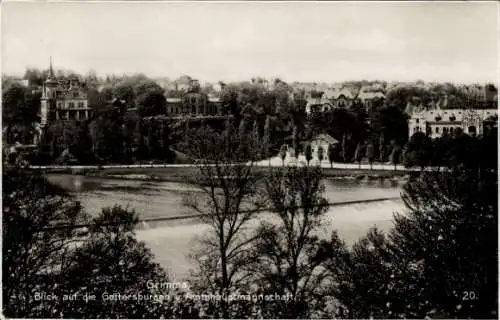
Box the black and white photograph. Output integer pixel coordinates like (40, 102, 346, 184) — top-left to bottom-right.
(2, 1, 498, 318)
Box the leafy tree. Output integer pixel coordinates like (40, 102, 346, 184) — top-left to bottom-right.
(58, 206, 173, 318)
(389, 143, 402, 171)
(378, 134, 386, 162)
(292, 125, 299, 158)
(366, 142, 375, 170)
(263, 116, 272, 166)
(317, 145, 324, 165)
(305, 144, 313, 166)
(2, 83, 40, 144)
(354, 142, 364, 168)
(2, 167, 173, 318)
(403, 132, 433, 170)
(280, 144, 287, 166)
(327, 143, 336, 168)
(325, 227, 394, 319)
(387, 164, 498, 318)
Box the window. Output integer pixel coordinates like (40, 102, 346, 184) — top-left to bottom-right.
(78, 102, 84, 108)
(58, 102, 62, 108)
(443, 127, 449, 134)
(73, 92, 79, 98)
(192, 105, 196, 114)
(468, 126, 477, 134)
(413, 127, 418, 133)
(416, 119, 419, 123)
(69, 102, 75, 109)
(435, 127, 440, 133)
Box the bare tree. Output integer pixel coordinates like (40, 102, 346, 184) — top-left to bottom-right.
(243, 166, 334, 318)
(182, 124, 266, 318)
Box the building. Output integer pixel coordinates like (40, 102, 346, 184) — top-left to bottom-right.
(308, 134, 339, 161)
(40, 59, 91, 127)
(165, 78, 224, 117)
(357, 91, 386, 112)
(408, 107, 498, 139)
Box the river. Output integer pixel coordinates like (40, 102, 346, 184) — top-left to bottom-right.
(46, 174, 407, 280)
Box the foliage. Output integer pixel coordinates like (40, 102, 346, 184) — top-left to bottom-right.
(354, 142, 364, 167)
(317, 145, 324, 163)
(327, 143, 336, 167)
(305, 144, 312, 165)
(2, 166, 173, 318)
(403, 132, 433, 169)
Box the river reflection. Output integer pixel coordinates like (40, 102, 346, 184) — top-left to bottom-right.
(45, 173, 406, 280)
(45, 174, 403, 219)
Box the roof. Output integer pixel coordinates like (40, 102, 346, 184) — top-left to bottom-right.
(410, 108, 498, 123)
(358, 91, 385, 100)
(335, 89, 354, 100)
(312, 134, 339, 145)
(166, 98, 182, 103)
(306, 97, 323, 107)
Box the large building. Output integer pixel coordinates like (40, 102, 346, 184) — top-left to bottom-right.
(305, 87, 385, 114)
(40, 60, 91, 127)
(165, 78, 224, 117)
(408, 106, 498, 139)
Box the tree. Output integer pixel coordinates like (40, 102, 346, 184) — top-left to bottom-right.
(245, 166, 332, 318)
(280, 144, 287, 166)
(403, 132, 433, 170)
(325, 227, 394, 319)
(354, 142, 364, 168)
(2, 83, 40, 144)
(305, 144, 313, 166)
(317, 145, 324, 165)
(387, 164, 498, 318)
(3, 167, 174, 318)
(389, 143, 402, 171)
(341, 134, 348, 163)
(292, 125, 299, 158)
(58, 205, 173, 318)
(263, 116, 272, 166)
(327, 143, 336, 168)
(378, 133, 386, 163)
(182, 126, 266, 318)
(366, 142, 375, 170)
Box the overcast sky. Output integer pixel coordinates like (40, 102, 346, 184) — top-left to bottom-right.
(2, 1, 498, 83)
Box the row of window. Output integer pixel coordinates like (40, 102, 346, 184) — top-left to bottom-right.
(413, 125, 478, 135)
(57, 102, 86, 109)
(168, 105, 220, 115)
(434, 126, 477, 134)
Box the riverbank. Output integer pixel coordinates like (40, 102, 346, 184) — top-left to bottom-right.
(35, 165, 412, 183)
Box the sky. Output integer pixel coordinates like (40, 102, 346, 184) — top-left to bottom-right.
(1, 1, 499, 83)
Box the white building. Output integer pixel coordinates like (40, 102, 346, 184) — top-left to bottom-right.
(408, 108, 498, 139)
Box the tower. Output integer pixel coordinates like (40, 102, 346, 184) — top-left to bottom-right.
(40, 57, 58, 127)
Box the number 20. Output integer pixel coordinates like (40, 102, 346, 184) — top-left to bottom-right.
(463, 291, 477, 300)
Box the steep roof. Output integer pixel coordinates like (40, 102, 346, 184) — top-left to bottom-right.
(312, 134, 339, 145)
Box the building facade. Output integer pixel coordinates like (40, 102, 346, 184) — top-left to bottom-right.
(408, 107, 498, 139)
(40, 60, 91, 127)
(165, 78, 223, 117)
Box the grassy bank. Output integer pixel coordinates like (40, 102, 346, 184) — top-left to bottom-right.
(38, 165, 412, 182)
